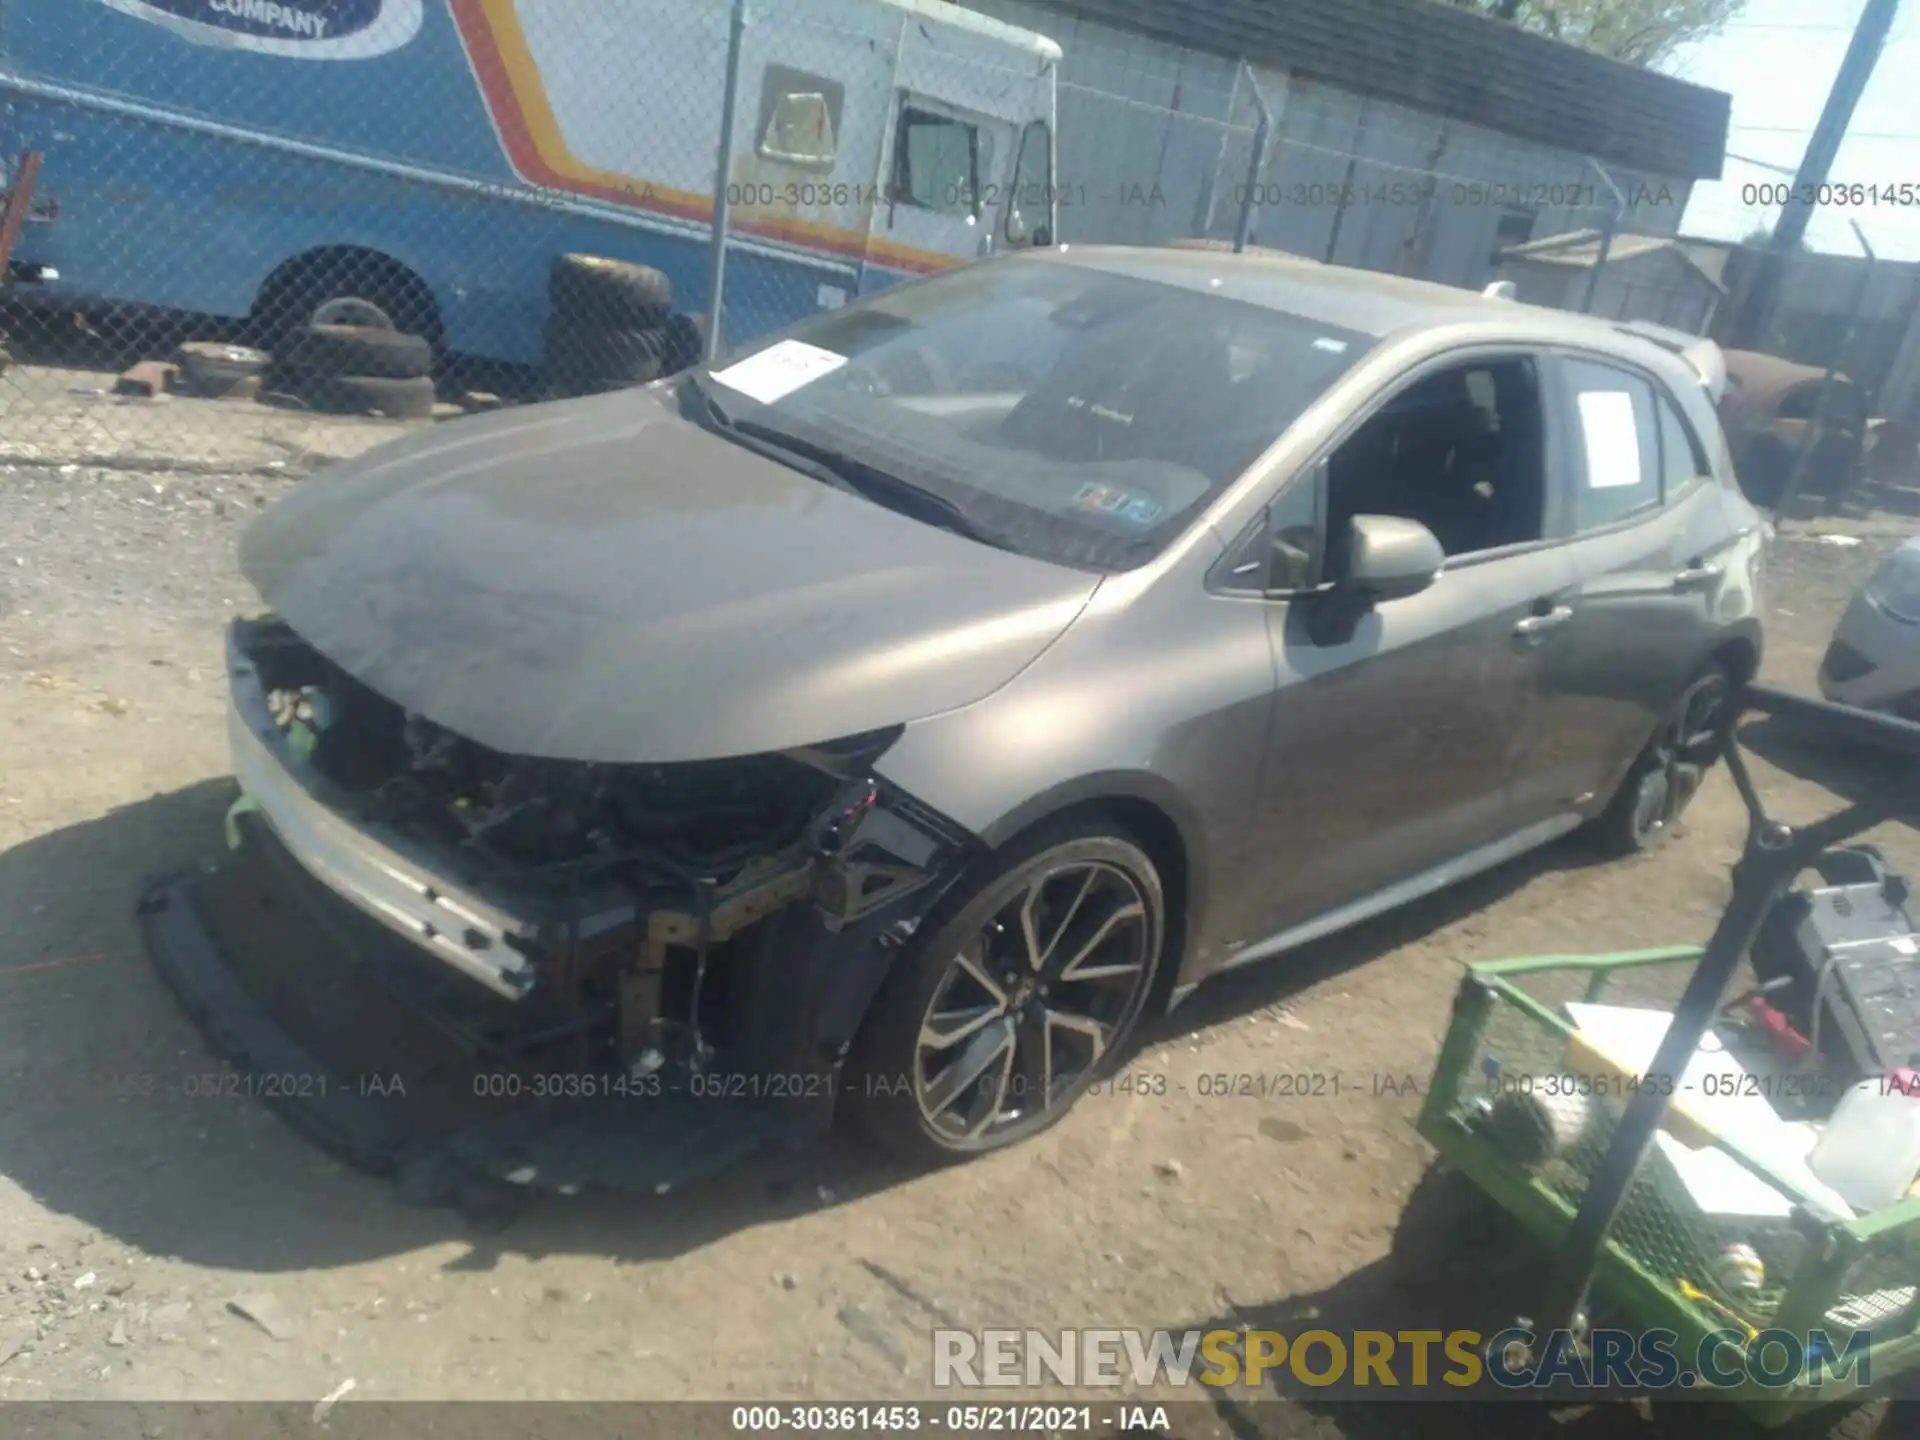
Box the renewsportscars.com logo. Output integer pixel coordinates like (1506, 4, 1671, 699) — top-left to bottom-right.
(932, 1326, 1876, 1396)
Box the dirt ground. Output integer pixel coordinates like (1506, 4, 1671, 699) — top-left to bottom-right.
(1, 370, 1917, 1434)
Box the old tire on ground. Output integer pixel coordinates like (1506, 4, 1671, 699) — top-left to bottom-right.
(176, 341, 270, 397)
(659, 312, 707, 375)
(1588, 663, 1732, 857)
(549, 253, 673, 327)
(279, 323, 433, 381)
(300, 373, 438, 420)
(843, 817, 1166, 1165)
(543, 320, 666, 396)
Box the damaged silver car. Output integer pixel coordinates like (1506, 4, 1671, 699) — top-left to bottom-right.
(144, 245, 1764, 1189)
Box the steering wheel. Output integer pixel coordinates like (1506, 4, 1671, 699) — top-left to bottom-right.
(846, 345, 953, 398)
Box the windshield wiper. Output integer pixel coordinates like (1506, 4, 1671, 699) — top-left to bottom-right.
(679, 375, 1016, 553)
(730, 419, 1019, 553)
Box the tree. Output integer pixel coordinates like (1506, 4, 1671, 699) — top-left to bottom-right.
(1450, 0, 1749, 68)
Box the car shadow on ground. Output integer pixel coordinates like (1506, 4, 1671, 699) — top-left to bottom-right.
(0, 776, 1611, 1280)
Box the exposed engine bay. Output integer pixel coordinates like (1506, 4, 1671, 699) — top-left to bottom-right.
(233, 616, 968, 1082)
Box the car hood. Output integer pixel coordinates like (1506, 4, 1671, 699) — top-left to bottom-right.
(239, 386, 1099, 763)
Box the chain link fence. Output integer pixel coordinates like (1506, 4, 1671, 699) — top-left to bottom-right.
(0, 0, 1717, 477)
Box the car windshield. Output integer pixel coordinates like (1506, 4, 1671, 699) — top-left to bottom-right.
(686, 257, 1374, 571)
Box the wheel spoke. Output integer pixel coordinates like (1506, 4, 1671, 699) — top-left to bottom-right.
(1044, 1008, 1112, 1067)
(1058, 901, 1146, 983)
(1018, 867, 1099, 972)
(1011, 1005, 1053, 1114)
(953, 948, 1010, 1007)
(922, 1017, 1016, 1122)
(921, 1000, 1008, 1052)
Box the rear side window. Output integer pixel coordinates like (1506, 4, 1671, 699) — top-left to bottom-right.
(1656, 393, 1710, 495)
(1564, 358, 1660, 531)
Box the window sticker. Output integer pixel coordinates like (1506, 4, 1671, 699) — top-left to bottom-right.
(710, 340, 848, 405)
(1074, 483, 1166, 527)
(1578, 390, 1643, 490)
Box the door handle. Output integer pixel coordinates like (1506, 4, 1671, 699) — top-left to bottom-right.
(1512, 605, 1573, 643)
(1673, 561, 1723, 592)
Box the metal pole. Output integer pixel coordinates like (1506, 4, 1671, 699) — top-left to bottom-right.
(1234, 65, 1273, 254)
(1729, 0, 1900, 350)
(1579, 159, 1625, 314)
(1775, 222, 1877, 524)
(705, 0, 749, 364)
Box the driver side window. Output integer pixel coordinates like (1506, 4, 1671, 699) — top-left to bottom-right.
(1323, 356, 1547, 575)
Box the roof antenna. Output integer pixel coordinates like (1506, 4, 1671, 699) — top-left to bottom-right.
(1483, 281, 1517, 300)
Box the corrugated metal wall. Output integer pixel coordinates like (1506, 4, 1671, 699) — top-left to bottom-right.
(967, 0, 1693, 292)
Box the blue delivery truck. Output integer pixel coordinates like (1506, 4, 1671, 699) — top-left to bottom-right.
(0, 0, 1059, 365)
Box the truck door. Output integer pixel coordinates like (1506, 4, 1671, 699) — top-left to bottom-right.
(880, 93, 1015, 267)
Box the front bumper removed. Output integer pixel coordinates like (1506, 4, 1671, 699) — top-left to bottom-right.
(135, 620, 975, 1201)
(137, 810, 946, 1200)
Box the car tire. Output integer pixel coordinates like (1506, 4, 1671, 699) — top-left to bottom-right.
(300, 373, 439, 420)
(280, 323, 434, 381)
(549, 253, 674, 327)
(175, 341, 270, 397)
(1589, 663, 1733, 857)
(844, 818, 1167, 1165)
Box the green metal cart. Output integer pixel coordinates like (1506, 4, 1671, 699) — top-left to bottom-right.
(1409, 683, 1920, 1436)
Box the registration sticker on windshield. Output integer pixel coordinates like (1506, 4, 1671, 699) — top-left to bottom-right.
(1074, 483, 1166, 527)
(710, 340, 848, 405)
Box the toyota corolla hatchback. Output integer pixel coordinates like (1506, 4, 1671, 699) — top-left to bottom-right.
(147, 246, 1766, 1185)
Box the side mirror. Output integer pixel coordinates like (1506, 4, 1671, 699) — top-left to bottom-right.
(1342, 515, 1444, 601)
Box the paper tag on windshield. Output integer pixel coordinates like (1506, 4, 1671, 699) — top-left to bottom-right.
(710, 340, 847, 404)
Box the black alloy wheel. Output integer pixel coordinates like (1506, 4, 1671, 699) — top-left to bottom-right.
(847, 825, 1165, 1162)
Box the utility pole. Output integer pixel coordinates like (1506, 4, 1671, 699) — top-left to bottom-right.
(1727, 0, 1900, 350)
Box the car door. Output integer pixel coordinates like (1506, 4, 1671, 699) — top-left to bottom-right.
(1519, 353, 1732, 820)
(1222, 351, 1582, 955)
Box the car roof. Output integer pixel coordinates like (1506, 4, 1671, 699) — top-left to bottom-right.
(1024, 244, 1679, 358)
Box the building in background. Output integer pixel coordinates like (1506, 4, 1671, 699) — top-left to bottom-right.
(1494, 231, 1727, 334)
(962, 0, 1731, 289)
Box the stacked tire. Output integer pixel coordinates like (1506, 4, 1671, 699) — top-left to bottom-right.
(544, 254, 704, 398)
(276, 322, 438, 420)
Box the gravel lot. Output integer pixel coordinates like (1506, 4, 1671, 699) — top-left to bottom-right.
(1, 371, 1917, 1435)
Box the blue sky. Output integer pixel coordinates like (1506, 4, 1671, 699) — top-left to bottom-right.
(1665, 0, 1920, 257)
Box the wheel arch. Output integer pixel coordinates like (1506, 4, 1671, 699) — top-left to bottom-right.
(250, 245, 443, 346)
(971, 771, 1207, 1010)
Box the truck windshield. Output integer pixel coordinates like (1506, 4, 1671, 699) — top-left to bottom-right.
(690, 257, 1373, 572)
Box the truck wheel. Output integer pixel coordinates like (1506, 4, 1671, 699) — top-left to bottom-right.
(550, 254, 673, 327)
(843, 818, 1166, 1165)
(250, 251, 440, 359)
(301, 374, 438, 420)
(281, 324, 434, 381)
